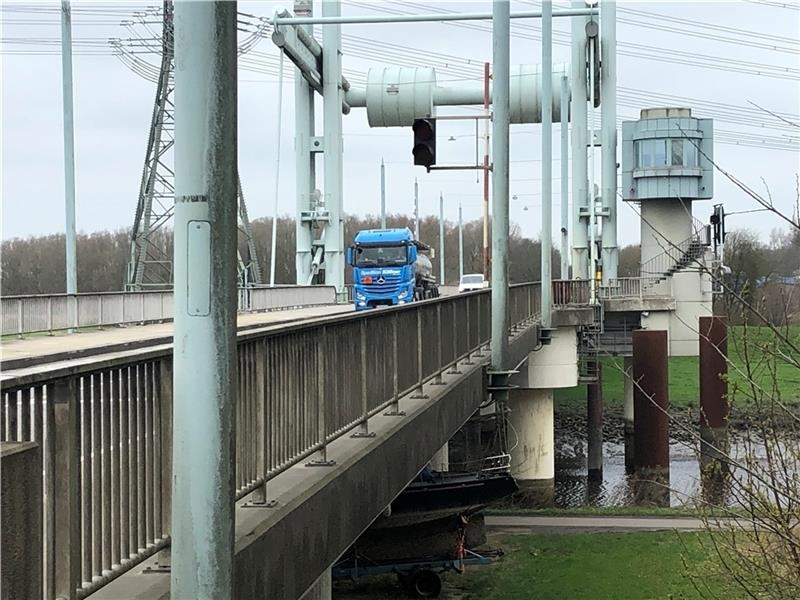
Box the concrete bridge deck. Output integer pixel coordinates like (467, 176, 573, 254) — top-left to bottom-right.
(1, 304, 352, 369)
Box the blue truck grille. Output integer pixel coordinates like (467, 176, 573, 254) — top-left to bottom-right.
(365, 273, 403, 294)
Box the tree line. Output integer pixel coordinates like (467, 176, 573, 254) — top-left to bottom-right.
(1, 214, 558, 295)
(4, 216, 797, 314)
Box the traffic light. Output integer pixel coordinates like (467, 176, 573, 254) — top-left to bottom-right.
(710, 204, 725, 247)
(412, 118, 436, 170)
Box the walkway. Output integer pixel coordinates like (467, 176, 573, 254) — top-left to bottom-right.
(1, 304, 352, 368)
(485, 514, 712, 534)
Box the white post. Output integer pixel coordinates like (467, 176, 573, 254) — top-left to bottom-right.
(171, 2, 237, 597)
(61, 1, 77, 303)
(600, 0, 618, 283)
(541, 0, 553, 329)
(294, 1, 315, 284)
(458, 202, 464, 280)
(322, 0, 344, 295)
(269, 51, 285, 287)
(588, 18, 598, 302)
(570, 2, 589, 281)
(491, 0, 510, 371)
(413, 177, 419, 239)
(439, 192, 445, 284)
(380, 158, 386, 228)
(560, 74, 570, 279)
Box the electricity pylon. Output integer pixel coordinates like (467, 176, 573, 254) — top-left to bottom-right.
(125, 1, 261, 290)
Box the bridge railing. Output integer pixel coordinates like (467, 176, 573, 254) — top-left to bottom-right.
(0, 282, 548, 599)
(599, 277, 672, 299)
(0, 286, 336, 337)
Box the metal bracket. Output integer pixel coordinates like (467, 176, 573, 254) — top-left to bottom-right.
(351, 431, 376, 439)
(310, 136, 324, 153)
(243, 499, 278, 508)
(305, 459, 336, 467)
(384, 409, 407, 416)
(143, 564, 171, 574)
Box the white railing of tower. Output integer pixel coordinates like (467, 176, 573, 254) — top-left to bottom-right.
(599, 276, 673, 300)
(0, 280, 587, 599)
(0, 286, 336, 337)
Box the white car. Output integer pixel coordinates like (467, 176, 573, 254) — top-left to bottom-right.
(458, 273, 488, 293)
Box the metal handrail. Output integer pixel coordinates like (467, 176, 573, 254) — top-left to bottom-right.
(0, 281, 554, 599)
(0, 286, 336, 337)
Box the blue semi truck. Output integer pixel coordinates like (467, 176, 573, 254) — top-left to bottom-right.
(346, 228, 439, 310)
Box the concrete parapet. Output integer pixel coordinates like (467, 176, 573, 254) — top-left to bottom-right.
(1, 441, 42, 600)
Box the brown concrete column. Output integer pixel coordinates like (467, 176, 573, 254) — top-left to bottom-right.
(623, 356, 635, 471)
(699, 316, 729, 438)
(632, 330, 670, 505)
(699, 316, 730, 504)
(587, 362, 603, 481)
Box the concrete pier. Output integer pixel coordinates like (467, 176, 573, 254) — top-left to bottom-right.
(430, 443, 449, 472)
(623, 355, 634, 470)
(300, 569, 332, 600)
(508, 388, 555, 505)
(632, 330, 670, 505)
(587, 363, 603, 481)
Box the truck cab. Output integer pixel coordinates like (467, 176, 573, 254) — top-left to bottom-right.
(346, 228, 438, 310)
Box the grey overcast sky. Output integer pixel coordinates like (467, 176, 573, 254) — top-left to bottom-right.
(2, 0, 799, 246)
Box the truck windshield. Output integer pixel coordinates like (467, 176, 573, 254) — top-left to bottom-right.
(354, 245, 407, 267)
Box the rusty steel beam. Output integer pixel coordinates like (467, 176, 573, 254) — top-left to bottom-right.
(586, 362, 603, 481)
(632, 330, 669, 472)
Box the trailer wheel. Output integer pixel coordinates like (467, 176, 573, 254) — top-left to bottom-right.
(409, 569, 441, 598)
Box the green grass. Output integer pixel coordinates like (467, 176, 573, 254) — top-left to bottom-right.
(556, 325, 800, 410)
(460, 531, 739, 600)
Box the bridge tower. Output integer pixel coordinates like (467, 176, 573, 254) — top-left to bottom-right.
(125, 0, 262, 290)
(620, 107, 715, 355)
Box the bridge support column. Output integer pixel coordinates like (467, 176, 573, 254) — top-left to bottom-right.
(508, 388, 555, 505)
(623, 355, 634, 471)
(299, 569, 332, 600)
(699, 316, 729, 504)
(171, 2, 238, 598)
(430, 443, 449, 472)
(587, 363, 603, 481)
(632, 330, 670, 505)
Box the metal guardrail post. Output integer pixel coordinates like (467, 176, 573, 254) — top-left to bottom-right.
(352, 319, 375, 438)
(51, 378, 80, 600)
(155, 358, 173, 565)
(17, 300, 23, 338)
(384, 312, 405, 416)
(433, 304, 445, 385)
(411, 309, 429, 399)
(464, 297, 474, 365)
(307, 326, 335, 467)
(48, 297, 54, 335)
(246, 339, 277, 507)
(447, 300, 462, 374)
